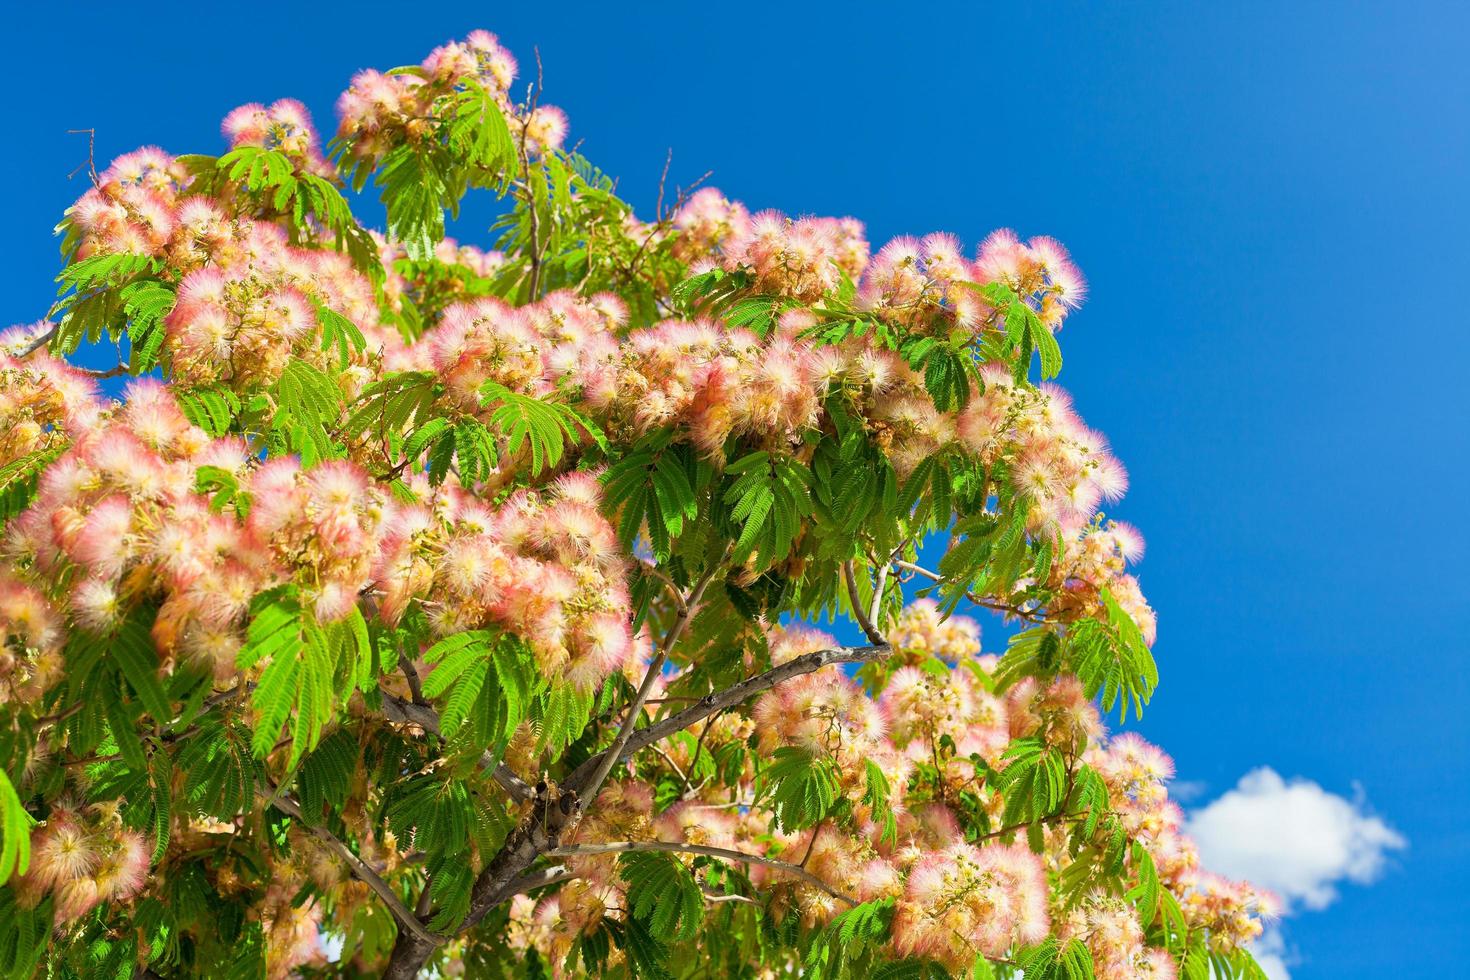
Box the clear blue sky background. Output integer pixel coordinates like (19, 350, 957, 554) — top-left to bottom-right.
(6, 2, 1467, 974)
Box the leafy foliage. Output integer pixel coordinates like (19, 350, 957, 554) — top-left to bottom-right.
(619, 851, 703, 942)
(0, 28, 1275, 980)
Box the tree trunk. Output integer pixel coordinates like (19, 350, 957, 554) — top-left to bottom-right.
(381, 931, 438, 980)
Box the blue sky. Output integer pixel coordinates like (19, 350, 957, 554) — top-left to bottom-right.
(6, 1, 1467, 974)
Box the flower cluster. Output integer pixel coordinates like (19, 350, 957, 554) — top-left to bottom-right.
(721, 212, 870, 301)
(0, 351, 101, 470)
(376, 472, 636, 689)
(336, 29, 568, 167)
(670, 187, 751, 263)
(164, 221, 381, 390)
(17, 801, 148, 927)
(6, 380, 260, 674)
(974, 229, 1087, 331)
(64, 148, 191, 261)
(1059, 896, 1179, 979)
(222, 98, 333, 177)
(885, 598, 983, 664)
(0, 571, 63, 706)
(892, 841, 1050, 965)
(4, 375, 634, 691)
(858, 232, 989, 331)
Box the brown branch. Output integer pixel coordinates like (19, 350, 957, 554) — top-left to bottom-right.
(563, 641, 889, 793)
(576, 555, 725, 806)
(13, 323, 58, 358)
(545, 841, 858, 907)
(842, 560, 887, 644)
(260, 788, 442, 948)
(382, 633, 884, 976)
(893, 560, 1046, 622)
(77, 363, 129, 379)
(378, 691, 535, 804)
(504, 863, 575, 896)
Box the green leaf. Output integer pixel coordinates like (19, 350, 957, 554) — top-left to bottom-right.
(1126, 841, 1162, 928)
(479, 380, 601, 477)
(806, 898, 895, 980)
(239, 588, 337, 765)
(620, 851, 703, 942)
(148, 751, 172, 864)
(758, 747, 838, 832)
(111, 616, 174, 725)
(0, 446, 65, 524)
(422, 631, 537, 753)
(0, 769, 35, 885)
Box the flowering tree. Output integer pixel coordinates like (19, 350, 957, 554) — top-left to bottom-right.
(0, 30, 1277, 980)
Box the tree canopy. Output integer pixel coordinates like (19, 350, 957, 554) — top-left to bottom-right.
(0, 29, 1275, 980)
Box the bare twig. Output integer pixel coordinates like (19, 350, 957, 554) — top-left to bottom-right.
(67, 128, 99, 186)
(655, 148, 673, 223)
(893, 560, 1045, 622)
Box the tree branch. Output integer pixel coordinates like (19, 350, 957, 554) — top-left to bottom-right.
(843, 560, 887, 644)
(504, 863, 576, 896)
(12, 323, 57, 358)
(563, 641, 889, 793)
(893, 560, 1046, 622)
(260, 788, 442, 948)
(576, 556, 724, 806)
(545, 841, 858, 907)
(378, 691, 535, 803)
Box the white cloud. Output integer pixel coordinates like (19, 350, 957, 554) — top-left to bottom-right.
(1250, 929, 1295, 980)
(1186, 767, 1405, 911)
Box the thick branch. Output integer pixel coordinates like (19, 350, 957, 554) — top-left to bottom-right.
(546, 841, 858, 907)
(261, 789, 442, 948)
(843, 560, 887, 644)
(504, 864, 576, 896)
(384, 572, 884, 977)
(13, 324, 57, 358)
(379, 691, 534, 803)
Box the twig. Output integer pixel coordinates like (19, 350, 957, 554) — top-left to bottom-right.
(563, 641, 889, 793)
(650, 743, 691, 789)
(702, 889, 759, 906)
(893, 560, 1046, 622)
(67, 128, 99, 187)
(655, 148, 673, 223)
(504, 864, 575, 896)
(261, 787, 442, 947)
(545, 841, 857, 907)
(77, 363, 129, 379)
(14, 323, 58, 358)
(519, 48, 546, 300)
(577, 554, 726, 806)
(681, 711, 719, 798)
